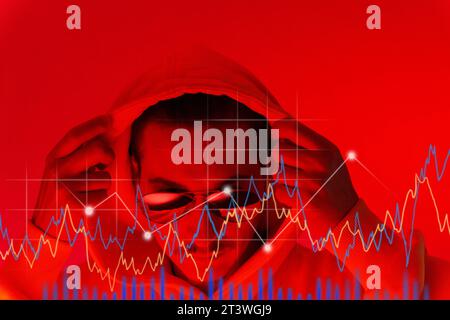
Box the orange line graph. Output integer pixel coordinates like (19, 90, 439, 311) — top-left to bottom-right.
(0, 166, 448, 291)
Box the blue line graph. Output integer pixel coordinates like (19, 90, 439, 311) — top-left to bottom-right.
(1, 145, 449, 299)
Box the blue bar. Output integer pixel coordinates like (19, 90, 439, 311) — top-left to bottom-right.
(131, 277, 137, 300)
(73, 289, 79, 300)
(92, 287, 98, 300)
(63, 275, 68, 300)
(238, 285, 243, 300)
(325, 278, 331, 300)
(277, 288, 283, 300)
(316, 278, 322, 300)
(423, 284, 430, 300)
(102, 292, 108, 300)
(82, 288, 88, 300)
(189, 286, 194, 300)
(334, 284, 340, 300)
(160, 267, 165, 300)
(247, 284, 253, 300)
(179, 287, 185, 300)
(354, 272, 361, 300)
(112, 292, 117, 300)
(374, 290, 379, 300)
(42, 284, 48, 300)
(218, 278, 223, 300)
(150, 277, 155, 300)
(52, 283, 58, 300)
(306, 293, 312, 300)
(229, 282, 234, 300)
(383, 289, 390, 300)
(122, 277, 127, 300)
(268, 269, 273, 300)
(344, 280, 350, 300)
(296, 293, 303, 300)
(287, 288, 292, 300)
(258, 270, 263, 300)
(208, 269, 214, 300)
(140, 282, 145, 300)
(403, 273, 409, 300)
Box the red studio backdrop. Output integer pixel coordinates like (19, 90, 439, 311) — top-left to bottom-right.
(0, 0, 449, 299)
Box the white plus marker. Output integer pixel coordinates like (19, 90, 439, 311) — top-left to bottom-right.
(263, 243, 272, 253)
(84, 206, 94, 216)
(143, 231, 152, 241)
(223, 185, 232, 196)
(347, 151, 357, 161)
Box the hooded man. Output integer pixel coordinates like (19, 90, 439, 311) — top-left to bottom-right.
(1, 48, 449, 300)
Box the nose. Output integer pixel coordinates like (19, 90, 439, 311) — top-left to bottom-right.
(182, 197, 223, 252)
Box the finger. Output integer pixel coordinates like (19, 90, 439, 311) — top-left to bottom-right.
(72, 190, 109, 206)
(276, 164, 325, 187)
(272, 118, 336, 151)
(273, 181, 315, 211)
(63, 170, 112, 192)
(55, 136, 115, 177)
(278, 138, 342, 170)
(49, 115, 112, 160)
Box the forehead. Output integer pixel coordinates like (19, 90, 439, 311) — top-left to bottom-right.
(135, 119, 265, 191)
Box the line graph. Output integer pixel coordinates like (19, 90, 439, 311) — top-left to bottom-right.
(0, 145, 449, 293)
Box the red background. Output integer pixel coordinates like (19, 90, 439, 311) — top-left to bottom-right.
(0, 0, 449, 260)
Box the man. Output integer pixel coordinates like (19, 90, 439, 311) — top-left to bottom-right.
(1, 48, 448, 299)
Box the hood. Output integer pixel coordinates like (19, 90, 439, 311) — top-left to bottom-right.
(102, 46, 298, 294)
(108, 46, 290, 230)
(109, 46, 287, 136)
(30, 46, 299, 297)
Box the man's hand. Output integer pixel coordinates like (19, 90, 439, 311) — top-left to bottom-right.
(271, 118, 358, 237)
(33, 115, 115, 232)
